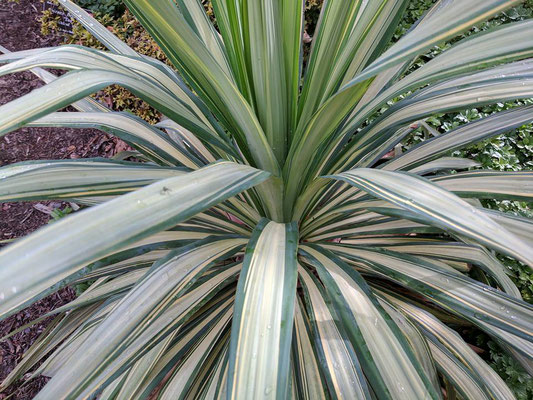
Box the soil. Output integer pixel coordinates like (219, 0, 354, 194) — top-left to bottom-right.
(0, 288, 76, 400)
(0, 0, 116, 397)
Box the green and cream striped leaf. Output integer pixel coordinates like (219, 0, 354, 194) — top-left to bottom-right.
(210, 0, 252, 102)
(0, 44, 223, 126)
(228, 219, 298, 399)
(306, 210, 389, 239)
(36, 299, 121, 379)
(327, 0, 408, 96)
(307, 216, 439, 242)
(312, 193, 523, 248)
(0, 44, 109, 113)
(189, 211, 252, 237)
(0, 162, 268, 318)
(104, 268, 241, 399)
(292, 298, 328, 400)
(0, 302, 104, 390)
(13, 230, 213, 292)
(156, 118, 217, 164)
(36, 271, 148, 325)
(327, 245, 533, 345)
(240, 0, 288, 162)
(174, 0, 232, 79)
(122, 0, 280, 176)
(190, 336, 229, 400)
(28, 112, 203, 167)
(0, 48, 237, 156)
(73, 250, 172, 283)
(185, 333, 230, 400)
(298, 264, 371, 399)
(130, 299, 227, 399)
(296, 0, 365, 129)
(377, 299, 441, 394)
(58, 0, 138, 56)
(341, 0, 523, 87)
(384, 105, 533, 172)
(345, 19, 533, 136)
(35, 238, 244, 399)
(380, 292, 516, 400)
(409, 158, 480, 175)
(429, 340, 490, 400)
(377, 240, 520, 298)
(281, 0, 304, 137)
(344, 0, 444, 120)
(484, 209, 533, 248)
(0, 276, 129, 344)
(0, 47, 197, 110)
(342, 196, 533, 251)
(159, 303, 232, 399)
(414, 58, 533, 97)
(283, 78, 372, 215)
(431, 170, 533, 202)
(300, 245, 440, 400)
(0, 47, 52, 64)
(331, 168, 533, 266)
(0, 159, 186, 202)
(0, 69, 236, 158)
(335, 68, 533, 171)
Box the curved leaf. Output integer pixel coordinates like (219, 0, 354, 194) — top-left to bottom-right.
(300, 245, 440, 400)
(0, 162, 269, 318)
(331, 168, 533, 266)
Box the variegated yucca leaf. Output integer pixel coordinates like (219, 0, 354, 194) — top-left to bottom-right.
(0, 0, 531, 398)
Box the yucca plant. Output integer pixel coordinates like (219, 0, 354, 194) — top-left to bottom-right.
(0, 0, 532, 398)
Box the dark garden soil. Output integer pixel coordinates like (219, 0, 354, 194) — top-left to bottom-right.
(0, 0, 115, 397)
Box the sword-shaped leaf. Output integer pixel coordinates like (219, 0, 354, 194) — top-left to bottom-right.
(36, 239, 244, 399)
(0, 159, 186, 202)
(298, 264, 371, 399)
(331, 168, 533, 266)
(29, 112, 204, 167)
(292, 298, 328, 400)
(380, 292, 516, 400)
(58, 0, 138, 56)
(227, 219, 298, 399)
(343, 0, 522, 87)
(327, 245, 533, 347)
(300, 245, 440, 400)
(0, 162, 268, 318)
(431, 170, 533, 202)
